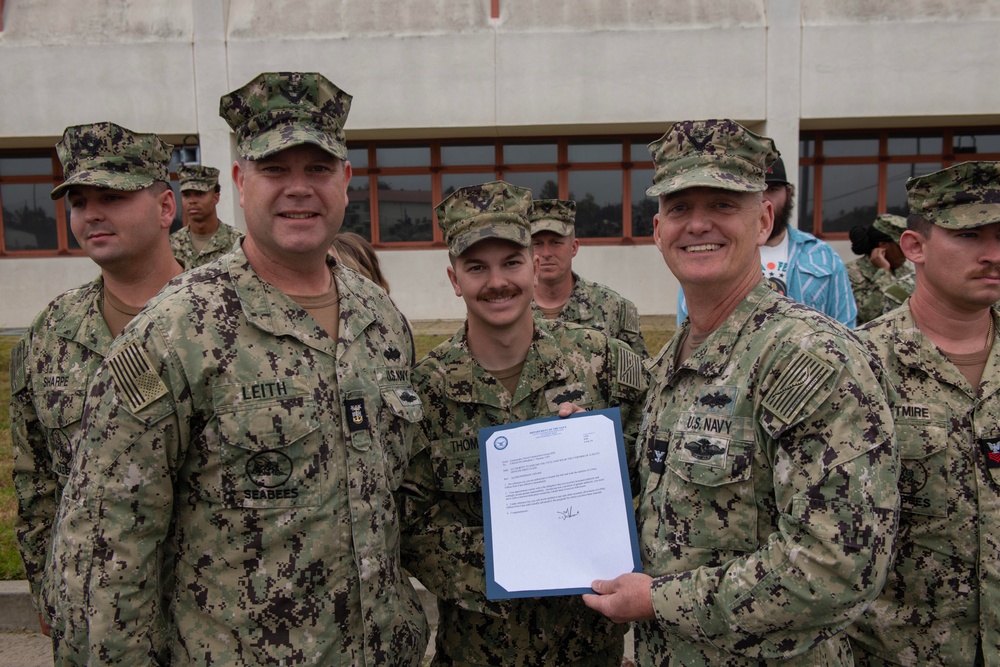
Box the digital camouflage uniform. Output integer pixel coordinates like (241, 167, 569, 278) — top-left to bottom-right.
(399, 181, 648, 666)
(11, 121, 176, 640)
(849, 162, 1000, 665)
(400, 319, 647, 666)
(634, 282, 899, 666)
(851, 304, 1000, 665)
(528, 199, 648, 358)
(171, 164, 243, 268)
(848, 256, 909, 325)
(170, 223, 242, 269)
(634, 120, 900, 666)
(50, 72, 429, 666)
(10, 276, 113, 623)
(531, 272, 648, 359)
(50, 248, 427, 666)
(880, 268, 916, 315)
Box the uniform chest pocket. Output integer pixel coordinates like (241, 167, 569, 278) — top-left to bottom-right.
(895, 420, 949, 518)
(664, 432, 757, 551)
(430, 443, 482, 495)
(37, 388, 86, 482)
(216, 397, 322, 509)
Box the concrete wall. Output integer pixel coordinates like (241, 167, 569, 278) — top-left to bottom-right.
(2, 0, 999, 327)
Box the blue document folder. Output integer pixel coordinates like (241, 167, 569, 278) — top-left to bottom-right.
(479, 407, 642, 600)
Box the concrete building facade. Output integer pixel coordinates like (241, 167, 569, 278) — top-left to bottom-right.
(1, 0, 999, 327)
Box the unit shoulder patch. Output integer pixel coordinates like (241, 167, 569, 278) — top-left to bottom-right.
(107, 341, 169, 413)
(620, 303, 641, 335)
(762, 349, 835, 425)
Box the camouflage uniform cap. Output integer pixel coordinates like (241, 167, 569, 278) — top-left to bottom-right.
(872, 213, 907, 243)
(177, 164, 220, 192)
(219, 72, 352, 161)
(529, 199, 576, 237)
(435, 181, 532, 256)
(50, 122, 173, 200)
(906, 161, 1000, 229)
(646, 119, 779, 197)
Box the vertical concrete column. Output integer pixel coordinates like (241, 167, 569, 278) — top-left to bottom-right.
(191, 1, 242, 231)
(764, 0, 802, 215)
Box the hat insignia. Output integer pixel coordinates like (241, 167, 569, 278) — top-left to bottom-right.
(281, 73, 307, 103)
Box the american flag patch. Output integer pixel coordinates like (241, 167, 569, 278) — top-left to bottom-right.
(762, 350, 835, 425)
(108, 341, 168, 413)
(617, 347, 643, 390)
(10, 339, 26, 395)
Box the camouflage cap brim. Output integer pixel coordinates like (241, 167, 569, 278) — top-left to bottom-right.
(907, 161, 1000, 230)
(238, 122, 348, 161)
(645, 158, 766, 197)
(180, 182, 217, 193)
(530, 219, 574, 236)
(872, 214, 907, 242)
(51, 122, 172, 200)
(924, 202, 1000, 230)
(450, 213, 532, 256)
(50, 162, 156, 200)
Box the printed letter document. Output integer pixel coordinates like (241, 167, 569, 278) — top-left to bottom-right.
(479, 408, 641, 599)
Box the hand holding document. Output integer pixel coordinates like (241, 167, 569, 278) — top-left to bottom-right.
(479, 408, 641, 599)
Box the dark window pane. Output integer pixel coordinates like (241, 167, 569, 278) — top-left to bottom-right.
(631, 168, 656, 237)
(501, 172, 558, 199)
(0, 154, 52, 176)
(2, 183, 59, 250)
(346, 181, 372, 239)
(954, 131, 1000, 155)
(63, 199, 81, 250)
(441, 145, 494, 166)
(567, 171, 622, 238)
(376, 146, 429, 168)
(171, 147, 199, 172)
(886, 162, 941, 216)
(568, 142, 620, 163)
(376, 174, 433, 242)
(347, 147, 369, 169)
(822, 136, 879, 158)
(504, 143, 556, 164)
(631, 141, 655, 163)
(888, 135, 942, 155)
(798, 165, 816, 234)
(820, 164, 879, 233)
(800, 137, 815, 159)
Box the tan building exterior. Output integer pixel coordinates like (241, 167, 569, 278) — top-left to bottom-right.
(1, 0, 999, 326)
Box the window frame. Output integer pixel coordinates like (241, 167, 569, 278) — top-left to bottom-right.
(800, 126, 1000, 239)
(347, 135, 658, 249)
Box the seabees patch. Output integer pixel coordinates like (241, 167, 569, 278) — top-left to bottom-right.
(762, 350, 835, 425)
(107, 341, 169, 413)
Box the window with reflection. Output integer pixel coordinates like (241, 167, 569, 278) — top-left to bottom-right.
(376, 174, 433, 243)
(799, 127, 1000, 237)
(8, 127, 1000, 256)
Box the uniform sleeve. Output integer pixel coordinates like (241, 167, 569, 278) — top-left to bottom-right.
(9, 335, 58, 617)
(604, 337, 649, 493)
(398, 426, 500, 615)
(829, 254, 858, 329)
(619, 300, 650, 360)
(57, 322, 185, 666)
(648, 337, 899, 658)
